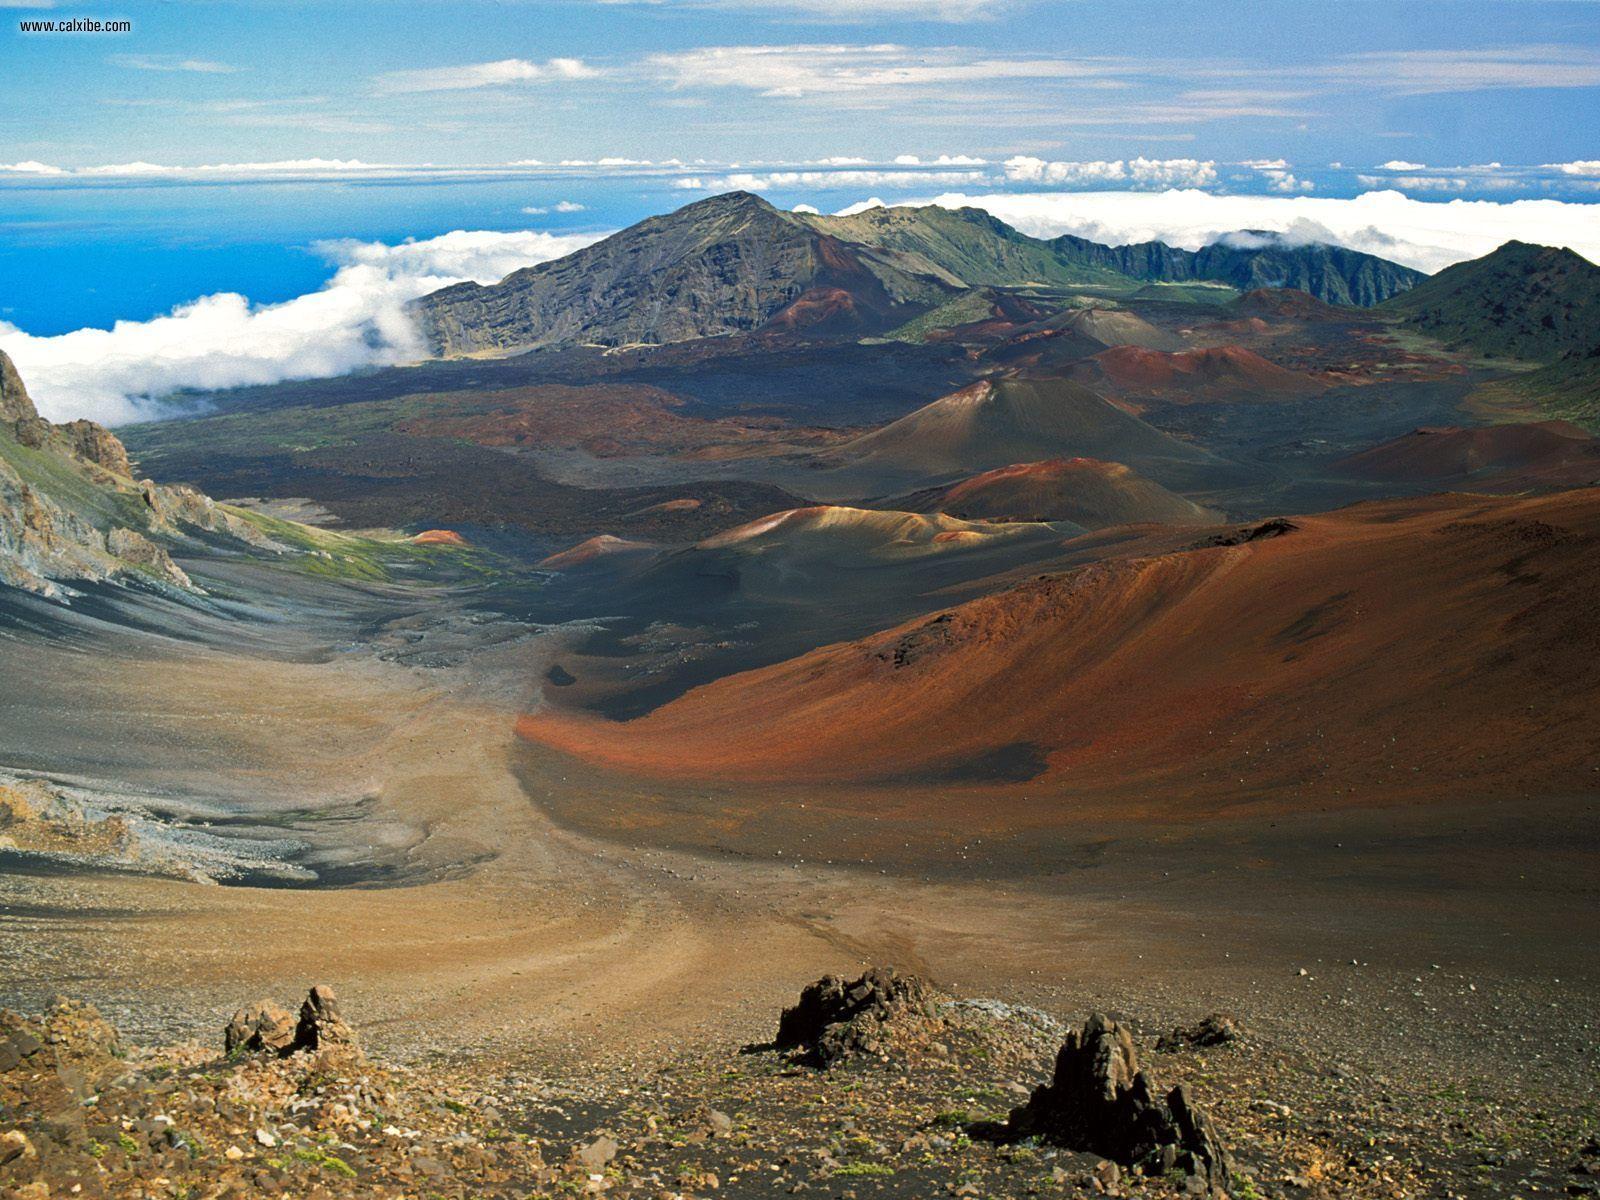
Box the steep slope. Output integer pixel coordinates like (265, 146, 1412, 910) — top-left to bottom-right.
(1051, 232, 1422, 306)
(1381, 241, 1600, 361)
(1064, 345, 1326, 404)
(889, 458, 1219, 527)
(838, 377, 1216, 478)
(799, 204, 1129, 289)
(1335, 422, 1600, 489)
(414, 193, 961, 355)
(0, 350, 274, 599)
(520, 489, 1600, 804)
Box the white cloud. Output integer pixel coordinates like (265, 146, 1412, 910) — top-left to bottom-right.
(0, 228, 604, 426)
(110, 54, 237, 74)
(0, 160, 65, 176)
(1239, 158, 1289, 170)
(1544, 160, 1600, 177)
(1316, 45, 1600, 95)
(374, 57, 599, 94)
(886, 189, 1600, 273)
(521, 200, 588, 214)
(709, 0, 1004, 18)
(836, 197, 887, 215)
(1003, 155, 1218, 188)
(1260, 169, 1313, 193)
(685, 168, 989, 191)
(648, 44, 1109, 100)
(1379, 160, 1428, 171)
(1358, 174, 1468, 193)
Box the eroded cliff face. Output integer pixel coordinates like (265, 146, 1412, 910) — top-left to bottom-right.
(0, 350, 270, 600)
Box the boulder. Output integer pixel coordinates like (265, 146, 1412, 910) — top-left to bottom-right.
(296, 985, 358, 1053)
(222, 986, 358, 1059)
(1157, 1013, 1242, 1051)
(1007, 1012, 1231, 1193)
(224, 1001, 298, 1057)
(775, 967, 936, 1067)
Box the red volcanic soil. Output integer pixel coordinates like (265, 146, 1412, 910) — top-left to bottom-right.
(410, 529, 469, 546)
(1067, 344, 1326, 406)
(761, 286, 865, 336)
(538, 534, 658, 571)
(519, 488, 1600, 808)
(895, 458, 1218, 528)
(1336, 422, 1600, 490)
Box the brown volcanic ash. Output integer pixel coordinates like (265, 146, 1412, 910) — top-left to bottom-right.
(893, 458, 1219, 528)
(1336, 422, 1600, 490)
(838, 377, 1215, 478)
(519, 489, 1600, 805)
(1066, 345, 1327, 406)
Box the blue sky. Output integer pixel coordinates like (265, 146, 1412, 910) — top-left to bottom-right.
(2, 0, 1599, 422)
(4, 0, 1599, 184)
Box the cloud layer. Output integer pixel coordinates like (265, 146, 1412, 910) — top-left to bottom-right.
(0, 229, 602, 426)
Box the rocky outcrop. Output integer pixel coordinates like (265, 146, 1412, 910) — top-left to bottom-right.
(0, 353, 284, 600)
(61, 419, 133, 478)
(225, 986, 360, 1061)
(106, 527, 193, 588)
(1007, 1012, 1231, 1193)
(0, 350, 37, 424)
(775, 968, 939, 1067)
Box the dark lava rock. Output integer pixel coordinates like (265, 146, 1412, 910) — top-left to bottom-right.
(224, 986, 358, 1058)
(225, 1000, 298, 1057)
(1197, 518, 1299, 548)
(1007, 1012, 1231, 1193)
(297, 985, 358, 1053)
(775, 967, 936, 1067)
(1158, 1012, 1242, 1052)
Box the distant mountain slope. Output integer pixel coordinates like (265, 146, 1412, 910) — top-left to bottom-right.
(417, 193, 1146, 357)
(890, 458, 1219, 527)
(799, 204, 1129, 290)
(1051, 232, 1422, 306)
(414, 194, 1426, 356)
(1470, 344, 1600, 430)
(1381, 241, 1600, 362)
(415, 192, 963, 355)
